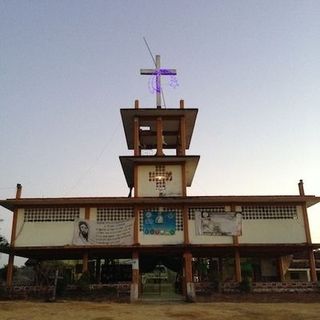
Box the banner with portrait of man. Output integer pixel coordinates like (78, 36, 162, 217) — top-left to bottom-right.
(72, 218, 134, 245)
(195, 211, 242, 236)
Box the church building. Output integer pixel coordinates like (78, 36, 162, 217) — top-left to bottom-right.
(1, 56, 319, 301)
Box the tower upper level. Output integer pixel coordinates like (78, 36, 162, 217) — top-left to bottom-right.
(119, 56, 200, 197)
(120, 100, 198, 156)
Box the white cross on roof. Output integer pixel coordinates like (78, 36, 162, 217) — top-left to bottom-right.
(140, 55, 176, 109)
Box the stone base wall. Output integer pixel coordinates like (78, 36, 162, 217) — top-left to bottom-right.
(2, 286, 54, 299)
(252, 282, 318, 293)
(196, 281, 319, 294)
(66, 283, 131, 296)
(1, 283, 131, 300)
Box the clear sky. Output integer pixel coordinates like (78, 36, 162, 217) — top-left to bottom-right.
(1, 0, 320, 266)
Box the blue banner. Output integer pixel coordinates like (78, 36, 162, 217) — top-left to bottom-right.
(143, 211, 176, 235)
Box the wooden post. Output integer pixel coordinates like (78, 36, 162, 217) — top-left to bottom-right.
(301, 204, 312, 244)
(181, 163, 187, 196)
(234, 248, 241, 282)
(82, 252, 89, 273)
(82, 208, 90, 273)
(131, 250, 139, 301)
(278, 257, 285, 282)
(298, 179, 305, 196)
(231, 205, 239, 246)
(7, 184, 22, 287)
(85, 207, 90, 220)
(134, 117, 140, 156)
(179, 116, 186, 156)
(183, 206, 189, 245)
(134, 165, 138, 197)
(134, 99, 139, 109)
(309, 248, 317, 282)
(231, 205, 241, 282)
(6, 254, 15, 287)
(16, 183, 22, 199)
(156, 116, 164, 156)
(183, 251, 195, 301)
(133, 206, 139, 245)
(180, 99, 184, 109)
(95, 259, 101, 283)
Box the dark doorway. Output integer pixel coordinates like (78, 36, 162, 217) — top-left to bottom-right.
(140, 255, 183, 300)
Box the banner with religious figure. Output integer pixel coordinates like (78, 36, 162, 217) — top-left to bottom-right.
(143, 211, 176, 235)
(72, 218, 134, 245)
(195, 211, 242, 236)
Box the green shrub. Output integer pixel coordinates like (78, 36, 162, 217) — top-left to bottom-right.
(77, 271, 91, 291)
(239, 277, 252, 293)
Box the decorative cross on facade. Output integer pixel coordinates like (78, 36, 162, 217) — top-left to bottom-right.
(148, 165, 172, 192)
(140, 55, 177, 109)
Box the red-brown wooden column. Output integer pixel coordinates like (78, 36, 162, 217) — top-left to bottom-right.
(133, 165, 138, 197)
(183, 251, 195, 301)
(179, 116, 186, 156)
(131, 250, 139, 301)
(82, 207, 90, 273)
(231, 205, 241, 282)
(181, 163, 187, 197)
(156, 116, 164, 156)
(134, 116, 140, 156)
(234, 249, 241, 282)
(133, 206, 139, 245)
(183, 205, 190, 245)
(309, 248, 317, 282)
(278, 257, 285, 282)
(298, 180, 317, 282)
(6, 184, 22, 287)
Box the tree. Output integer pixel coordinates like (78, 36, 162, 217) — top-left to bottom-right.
(0, 235, 9, 248)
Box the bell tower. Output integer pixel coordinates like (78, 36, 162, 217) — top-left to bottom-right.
(119, 56, 199, 197)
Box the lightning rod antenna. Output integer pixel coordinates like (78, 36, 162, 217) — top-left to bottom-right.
(143, 37, 156, 67)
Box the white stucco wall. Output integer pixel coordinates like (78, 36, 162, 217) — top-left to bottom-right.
(239, 206, 306, 244)
(12, 205, 308, 247)
(14, 208, 85, 246)
(137, 165, 182, 197)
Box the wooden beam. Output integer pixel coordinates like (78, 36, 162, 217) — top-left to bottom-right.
(95, 258, 101, 283)
(133, 165, 138, 197)
(278, 257, 285, 282)
(309, 248, 317, 282)
(82, 251, 89, 273)
(301, 203, 312, 244)
(132, 250, 139, 284)
(133, 206, 139, 245)
(85, 207, 90, 220)
(231, 205, 239, 246)
(16, 184, 22, 199)
(298, 179, 305, 196)
(131, 250, 140, 301)
(180, 116, 186, 156)
(6, 254, 14, 287)
(181, 163, 187, 197)
(234, 248, 241, 282)
(183, 205, 189, 245)
(183, 251, 193, 283)
(156, 117, 164, 156)
(10, 184, 22, 246)
(134, 117, 140, 156)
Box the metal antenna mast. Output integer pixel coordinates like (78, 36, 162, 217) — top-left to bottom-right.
(143, 37, 156, 67)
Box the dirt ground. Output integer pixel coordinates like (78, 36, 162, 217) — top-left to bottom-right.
(1, 301, 320, 320)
